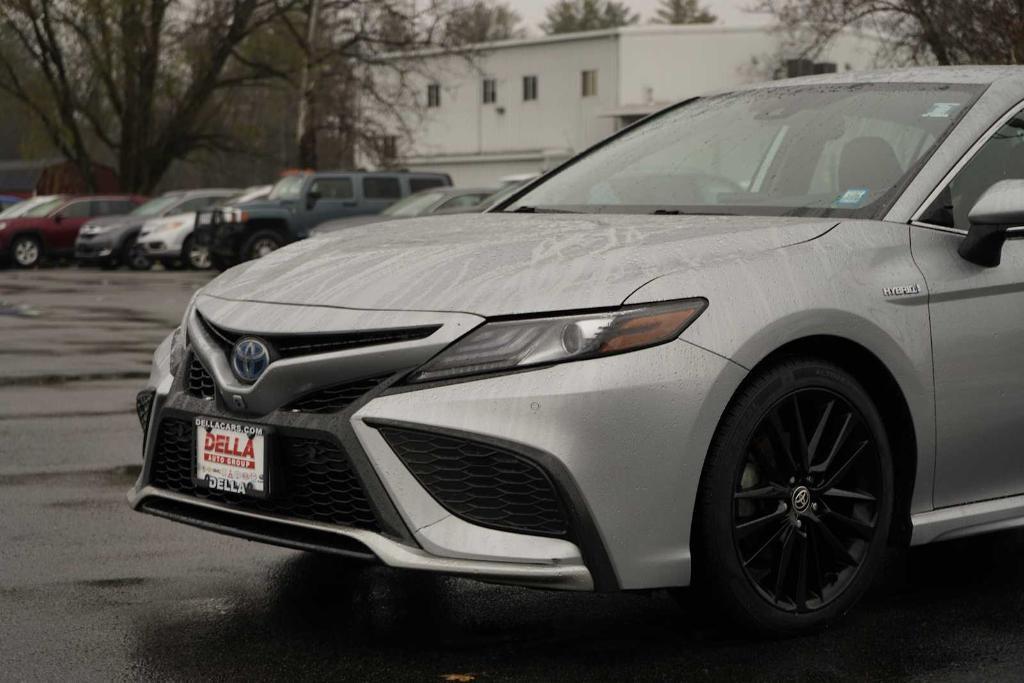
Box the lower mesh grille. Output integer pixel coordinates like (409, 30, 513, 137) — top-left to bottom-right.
(136, 389, 155, 456)
(150, 418, 379, 530)
(379, 426, 570, 537)
(186, 356, 216, 400)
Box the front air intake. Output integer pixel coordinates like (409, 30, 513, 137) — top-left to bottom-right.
(378, 426, 571, 537)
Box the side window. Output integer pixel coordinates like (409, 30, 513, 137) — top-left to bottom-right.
(409, 177, 446, 193)
(178, 196, 220, 212)
(95, 200, 134, 216)
(363, 177, 401, 200)
(923, 112, 1024, 229)
(59, 201, 91, 218)
(311, 178, 354, 200)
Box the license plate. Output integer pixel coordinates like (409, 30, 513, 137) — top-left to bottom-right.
(194, 417, 268, 498)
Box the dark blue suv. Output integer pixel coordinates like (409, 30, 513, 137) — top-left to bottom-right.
(198, 171, 451, 270)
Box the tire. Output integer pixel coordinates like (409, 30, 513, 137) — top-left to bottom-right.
(182, 236, 211, 270)
(240, 230, 282, 262)
(124, 238, 152, 271)
(10, 235, 42, 268)
(694, 358, 893, 636)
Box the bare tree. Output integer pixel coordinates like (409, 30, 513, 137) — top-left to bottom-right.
(284, 0, 483, 170)
(757, 0, 1024, 66)
(0, 0, 298, 192)
(541, 0, 640, 34)
(651, 0, 716, 24)
(444, 1, 525, 44)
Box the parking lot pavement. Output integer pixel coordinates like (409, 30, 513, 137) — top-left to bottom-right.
(6, 268, 1024, 681)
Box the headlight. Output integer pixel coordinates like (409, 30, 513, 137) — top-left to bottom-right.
(168, 325, 186, 376)
(168, 294, 199, 376)
(0, 222, 6, 231)
(409, 298, 708, 383)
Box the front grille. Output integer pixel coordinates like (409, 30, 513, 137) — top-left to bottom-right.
(198, 313, 439, 359)
(380, 426, 570, 537)
(186, 355, 216, 400)
(150, 418, 379, 530)
(284, 375, 388, 414)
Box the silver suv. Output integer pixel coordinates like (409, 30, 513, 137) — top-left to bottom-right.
(132, 67, 1024, 635)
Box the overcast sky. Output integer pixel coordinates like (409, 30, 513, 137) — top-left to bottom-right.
(511, 0, 771, 34)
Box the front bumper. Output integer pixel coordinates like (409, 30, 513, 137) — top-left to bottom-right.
(138, 229, 188, 258)
(75, 234, 117, 261)
(130, 297, 746, 591)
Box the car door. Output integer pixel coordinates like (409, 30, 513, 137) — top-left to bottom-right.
(305, 176, 358, 230)
(49, 199, 93, 251)
(912, 107, 1024, 507)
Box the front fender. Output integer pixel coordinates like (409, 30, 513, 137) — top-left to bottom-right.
(625, 220, 936, 514)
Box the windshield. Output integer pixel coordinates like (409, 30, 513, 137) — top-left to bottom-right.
(509, 84, 980, 217)
(268, 176, 306, 200)
(0, 195, 53, 218)
(23, 197, 67, 217)
(225, 186, 270, 206)
(382, 191, 446, 217)
(131, 195, 181, 217)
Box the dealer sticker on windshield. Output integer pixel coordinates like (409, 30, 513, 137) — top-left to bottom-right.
(835, 188, 870, 207)
(194, 417, 268, 497)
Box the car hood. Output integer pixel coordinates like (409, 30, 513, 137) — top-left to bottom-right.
(233, 199, 293, 213)
(203, 213, 837, 316)
(140, 212, 196, 234)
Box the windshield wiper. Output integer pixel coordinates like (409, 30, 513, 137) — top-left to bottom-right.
(509, 206, 578, 214)
(650, 209, 736, 216)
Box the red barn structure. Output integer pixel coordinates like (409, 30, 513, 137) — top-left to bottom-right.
(0, 158, 120, 197)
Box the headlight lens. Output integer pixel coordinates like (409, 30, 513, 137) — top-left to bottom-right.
(409, 298, 707, 383)
(168, 325, 186, 376)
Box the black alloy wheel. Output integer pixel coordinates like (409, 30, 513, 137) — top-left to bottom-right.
(733, 387, 882, 612)
(695, 359, 893, 635)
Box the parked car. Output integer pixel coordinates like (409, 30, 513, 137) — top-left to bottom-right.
(195, 170, 451, 270)
(137, 185, 272, 270)
(0, 194, 144, 268)
(313, 187, 496, 235)
(0, 194, 61, 219)
(133, 67, 1024, 637)
(76, 189, 238, 270)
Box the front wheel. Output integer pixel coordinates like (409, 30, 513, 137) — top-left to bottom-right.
(182, 235, 211, 270)
(694, 358, 893, 636)
(124, 238, 152, 271)
(240, 230, 282, 262)
(10, 235, 42, 268)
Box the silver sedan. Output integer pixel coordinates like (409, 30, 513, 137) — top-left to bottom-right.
(131, 66, 1024, 636)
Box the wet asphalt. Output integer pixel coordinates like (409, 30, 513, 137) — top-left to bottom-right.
(3, 268, 1024, 682)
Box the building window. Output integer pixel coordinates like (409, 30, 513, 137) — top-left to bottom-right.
(783, 59, 837, 79)
(482, 78, 497, 104)
(581, 70, 597, 97)
(427, 83, 441, 108)
(523, 75, 538, 101)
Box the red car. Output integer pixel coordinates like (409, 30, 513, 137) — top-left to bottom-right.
(0, 194, 145, 268)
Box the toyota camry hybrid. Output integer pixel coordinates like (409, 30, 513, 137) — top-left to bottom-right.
(131, 67, 1024, 635)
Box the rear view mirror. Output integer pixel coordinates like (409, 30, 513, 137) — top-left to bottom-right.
(960, 179, 1024, 267)
(306, 190, 321, 209)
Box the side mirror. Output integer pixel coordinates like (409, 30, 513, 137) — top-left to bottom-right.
(306, 190, 321, 209)
(960, 179, 1024, 267)
(53, 213, 63, 223)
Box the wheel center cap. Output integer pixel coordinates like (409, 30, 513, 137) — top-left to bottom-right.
(791, 485, 811, 514)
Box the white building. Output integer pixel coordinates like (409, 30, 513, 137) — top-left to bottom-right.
(380, 25, 881, 187)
